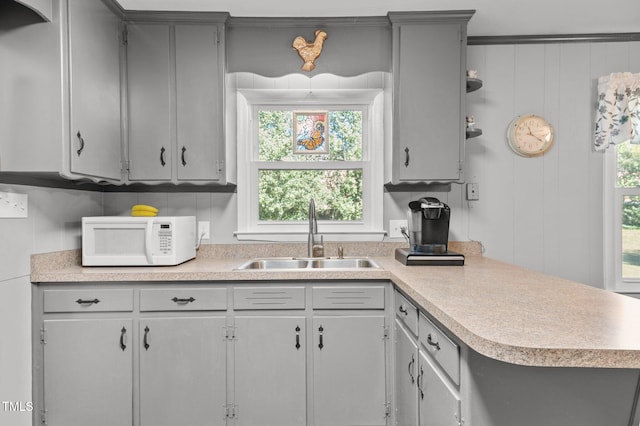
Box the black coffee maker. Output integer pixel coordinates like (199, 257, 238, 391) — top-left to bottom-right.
(407, 197, 450, 253)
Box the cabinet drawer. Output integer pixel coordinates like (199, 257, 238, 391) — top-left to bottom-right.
(312, 286, 385, 310)
(43, 289, 133, 313)
(140, 288, 227, 312)
(234, 287, 305, 310)
(395, 291, 418, 335)
(419, 313, 460, 385)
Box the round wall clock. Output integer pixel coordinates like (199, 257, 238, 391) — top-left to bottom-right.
(506, 114, 555, 157)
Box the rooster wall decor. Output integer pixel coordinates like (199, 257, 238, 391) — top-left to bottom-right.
(292, 30, 328, 72)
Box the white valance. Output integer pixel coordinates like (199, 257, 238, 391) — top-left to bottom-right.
(594, 72, 640, 151)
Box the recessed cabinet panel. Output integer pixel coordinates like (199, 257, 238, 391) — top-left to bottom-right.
(234, 316, 307, 426)
(139, 317, 227, 426)
(43, 289, 133, 313)
(67, 0, 122, 180)
(43, 319, 133, 426)
(175, 24, 223, 182)
(395, 319, 420, 426)
(139, 288, 227, 311)
(126, 23, 172, 181)
(312, 315, 387, 426)
(418, 350, 461, 426)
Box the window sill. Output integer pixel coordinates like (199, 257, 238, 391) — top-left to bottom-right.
(235, 230, 387, 242)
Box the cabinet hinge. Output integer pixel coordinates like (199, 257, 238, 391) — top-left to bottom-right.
(121, 160, 130, 173)
(216, 160, 225, 176)
(225, 403, 237, 419)
(383, 325, 390, 340)
(40, 328, 46, 345)
(40, 409, 48, 425)
(385, 401, 391, 418)
(224, 325, 236, 340)
(121, 28, 128, 45)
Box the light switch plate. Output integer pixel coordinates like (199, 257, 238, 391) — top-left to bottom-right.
(0, 192, 28, 218)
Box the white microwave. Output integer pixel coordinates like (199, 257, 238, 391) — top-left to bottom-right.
(82, 216, 196, 266)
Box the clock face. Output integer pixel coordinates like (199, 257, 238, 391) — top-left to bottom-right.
(507, 115, 554, 157)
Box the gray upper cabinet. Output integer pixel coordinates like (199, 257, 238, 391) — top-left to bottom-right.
(125, 16, 227, 184)
(388, 11, 473, 184)
(68, 0, 123, 180)
(0, 0, 123, 182)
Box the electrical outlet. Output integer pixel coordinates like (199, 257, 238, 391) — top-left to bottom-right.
(389, 220, 408, 238)
(198, 221, 210, 239)
(466, 183, 479, 201)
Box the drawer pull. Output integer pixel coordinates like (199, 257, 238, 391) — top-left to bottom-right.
(398, 305, 408, 316)
(75, 298, 100, 306)
(318, 325, 324, 350)
(426, 333, 441, 351)
(120, 327, 127, 351)
(171, 297, 196, 304)
(408, 354, 415, 384)
(295, 326, 301, 350)
(143, 326, 150, 350)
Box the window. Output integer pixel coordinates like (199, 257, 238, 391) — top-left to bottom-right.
(235, 88, 384, 241)
(600, 72, 640, 292)
(604, 142, 640, 291)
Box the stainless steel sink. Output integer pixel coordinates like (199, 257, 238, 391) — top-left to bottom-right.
(234, 257, 379, 270)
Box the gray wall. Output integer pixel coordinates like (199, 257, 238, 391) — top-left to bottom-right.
(0, 184, 102, 426)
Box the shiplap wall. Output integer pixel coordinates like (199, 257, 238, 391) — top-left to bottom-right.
(464, 41, 640, 287)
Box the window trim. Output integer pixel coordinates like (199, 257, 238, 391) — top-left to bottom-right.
(235, 89, 385, 242)
(603, 144, 640, 292)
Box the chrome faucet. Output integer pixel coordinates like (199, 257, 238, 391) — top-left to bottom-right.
(308, 198, 324, 257)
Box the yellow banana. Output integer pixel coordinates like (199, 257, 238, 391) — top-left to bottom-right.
(131, 204, 158, 213)
(131, 210, 157, 217)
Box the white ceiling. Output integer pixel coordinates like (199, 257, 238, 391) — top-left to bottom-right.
(116, 0, 640, 37)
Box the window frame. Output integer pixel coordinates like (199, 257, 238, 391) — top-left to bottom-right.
(603, 143, 640, 292)
(235, 89, 385, 242)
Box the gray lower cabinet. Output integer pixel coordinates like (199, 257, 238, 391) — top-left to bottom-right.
(34, 282, 390, 426)
(394, 291, 462, 426)
(139, 317, 227, 426)
(42, 318, 133, 426)
(234, 315, 307, 426)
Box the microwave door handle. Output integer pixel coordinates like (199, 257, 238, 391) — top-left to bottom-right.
(144, 219, 155, 265)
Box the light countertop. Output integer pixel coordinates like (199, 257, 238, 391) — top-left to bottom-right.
(31, 242, 640, 369)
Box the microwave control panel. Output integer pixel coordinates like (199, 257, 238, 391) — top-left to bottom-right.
(157, 223, 173, 254)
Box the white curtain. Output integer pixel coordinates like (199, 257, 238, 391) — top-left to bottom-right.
(594, 72, 640, 151)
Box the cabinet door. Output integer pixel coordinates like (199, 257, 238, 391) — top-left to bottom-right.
(67, 0, 122, 180)
(175, 24, 224, 182)
(43, 319, 133, 426)
(312, 315, 387, 426)
(395, 319, 419, 426)
(234, 316, 307, 426)
(126, 23, 172, 181)
(418, 350, 461, 426)
(392, 21, 465, 182)
(139, 317, 227, 426)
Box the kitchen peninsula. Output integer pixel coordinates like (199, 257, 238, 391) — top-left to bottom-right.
(31, 242, 640, 426)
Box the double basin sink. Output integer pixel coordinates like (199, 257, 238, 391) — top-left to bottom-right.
(235, 257, 379, 270)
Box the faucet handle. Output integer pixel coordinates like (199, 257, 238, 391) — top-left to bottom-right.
(338, 246, 344, 259)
